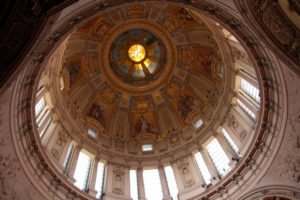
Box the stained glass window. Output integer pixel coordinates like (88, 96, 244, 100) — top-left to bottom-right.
(110, 29, 165, 83)
(128, 44, 146, 62)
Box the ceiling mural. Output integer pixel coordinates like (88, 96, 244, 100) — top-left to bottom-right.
(60, 4, 225, 146)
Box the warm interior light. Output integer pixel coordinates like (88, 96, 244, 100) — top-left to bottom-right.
(128, 44, 146, 62)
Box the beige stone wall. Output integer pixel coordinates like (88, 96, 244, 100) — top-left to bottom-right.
(0, 84, 45, 200)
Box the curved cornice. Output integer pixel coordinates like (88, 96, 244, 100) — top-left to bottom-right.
(236, 0, 300, 75)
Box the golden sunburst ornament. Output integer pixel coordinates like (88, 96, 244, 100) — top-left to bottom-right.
(128, 44, 146, 62)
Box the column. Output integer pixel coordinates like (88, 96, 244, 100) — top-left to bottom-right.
(158, 165, 171, 200)
(88, 157, 99, 197)
(37, 109, 51, 133)
(123, 166, 131, 198)
(137, 168, 146, 200)
(191, 153, 205, 186)
(67, 145, 81, 183)
(222, 121, 242, 151)
(58, 137, 72, 166)
(199, 148, 220, 182)
(42, 120, 60, 147)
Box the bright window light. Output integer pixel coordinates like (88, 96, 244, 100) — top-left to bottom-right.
(143, 169, 163, 200)
(63, 144, 73, 170)
(142, 144, 153, 152)
(194, 152, 212, 185)
(241, 78, 260, 103)
(88, 129, 97, 138)
(194, 118, 204, 129)
(95, 162, 106, 198)
(130, 169, 138, 200)
(35, 97, 46, 117)
(236, 99, 256, 120)
(221, 128, 239, 155)
(74, 151, 91, 190)
(164, 166, 178, 200)
(206, 138, 230, 177)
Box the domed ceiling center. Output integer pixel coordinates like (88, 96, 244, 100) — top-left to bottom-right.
(128, 44, 146, 62)
(110, 29, 165, 84)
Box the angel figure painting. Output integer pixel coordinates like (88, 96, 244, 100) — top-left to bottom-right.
(177, 95, 196, 120)
(134, 115, 157, 135)
(88, 104, 106, 128)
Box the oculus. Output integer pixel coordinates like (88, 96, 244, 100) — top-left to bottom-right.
(128, 44, 146, 62)
(110, 29, 166, 84)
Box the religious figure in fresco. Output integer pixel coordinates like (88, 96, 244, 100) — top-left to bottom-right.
(66, 61, 80, 85)
(134, 115, 156, 135)
(92, 19, 110, 36)
(177, 95, 195, 119)
(88, 104, 105, 128)
(199, 54, 212, 73)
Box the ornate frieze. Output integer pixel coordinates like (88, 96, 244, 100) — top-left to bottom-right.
(112, 164, 125, 195)
(177, 157, 195, 188)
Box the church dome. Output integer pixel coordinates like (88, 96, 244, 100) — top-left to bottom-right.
(8, 1, 290, 200)
(51, 4, 229, 161)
